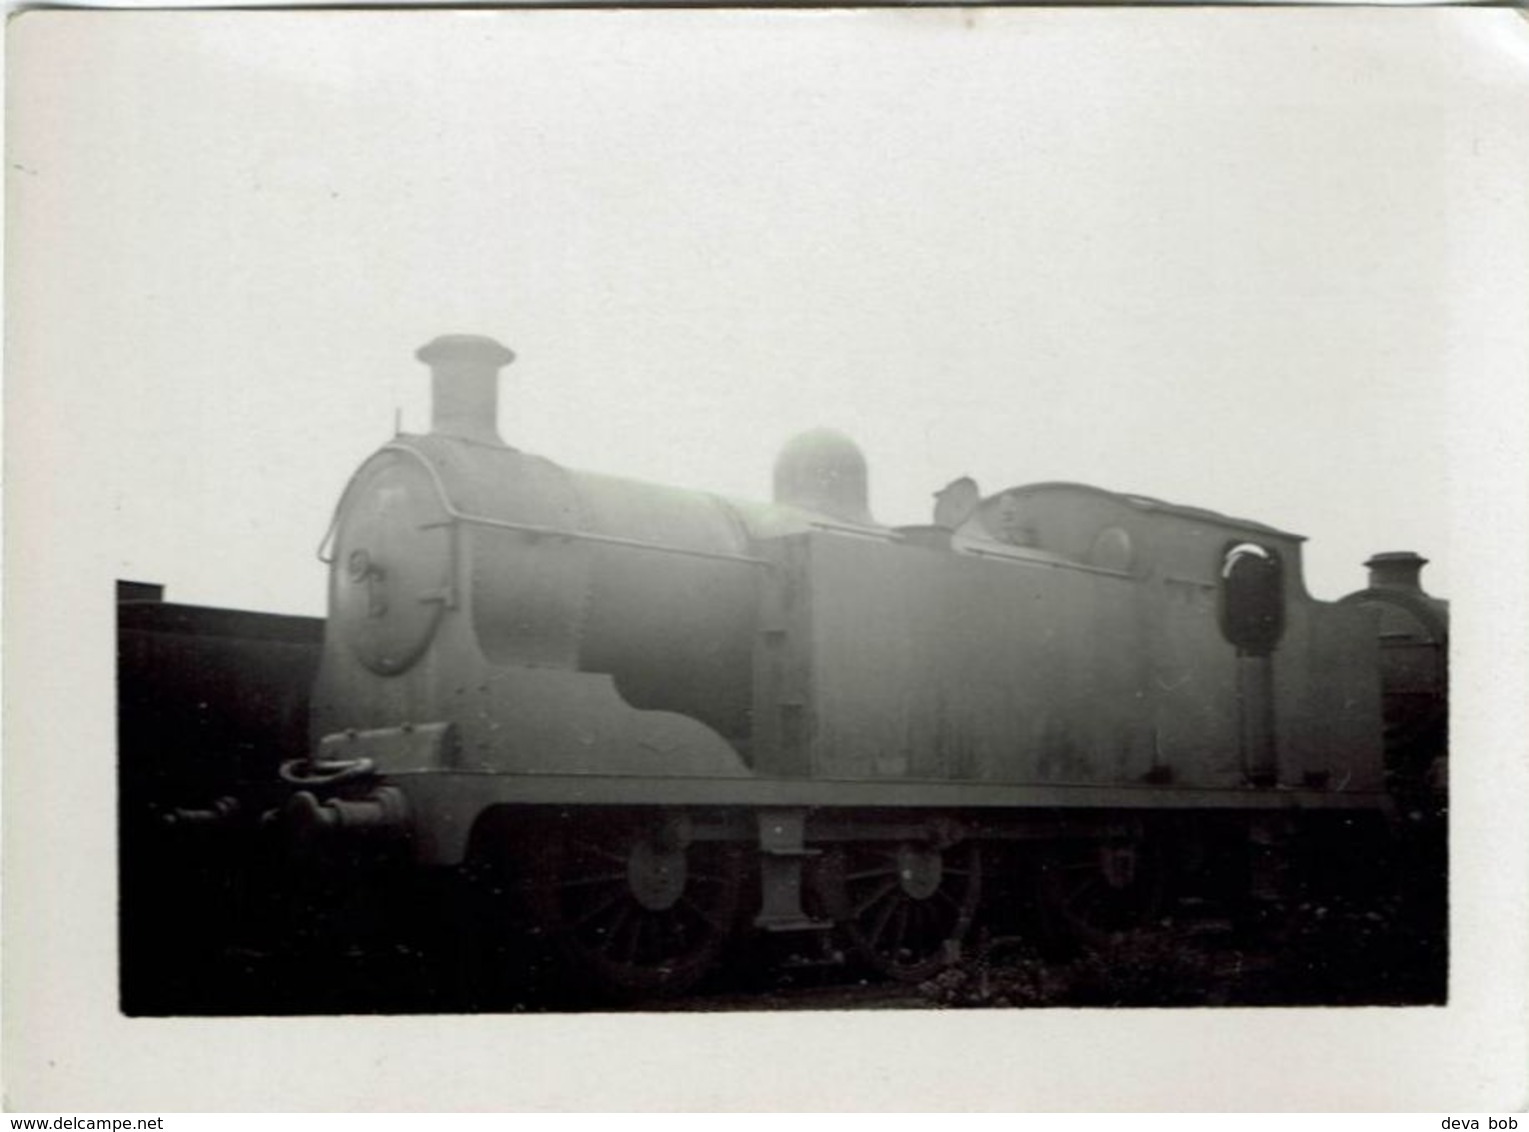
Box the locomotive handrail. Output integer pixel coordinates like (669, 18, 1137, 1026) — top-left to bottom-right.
(960, 543, 1132, 579)
(316, 505, 342, 565)
(428, 511, 774, 568)
(384, 442, 774, 569)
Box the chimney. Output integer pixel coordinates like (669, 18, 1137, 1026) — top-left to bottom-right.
(415, 334, 516, 445)
(1364, 551, 1429, 593)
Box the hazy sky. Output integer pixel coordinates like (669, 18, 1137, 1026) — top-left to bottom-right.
(8, 9, 1529, 1111)
(11, 9, 1520, 618)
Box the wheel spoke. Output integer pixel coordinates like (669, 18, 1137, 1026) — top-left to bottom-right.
(851, 877, 900, 917)
(568, 886, 627, 929)
(678, 893, 731, 934)
(569, 840, 630, 866)
(888, 901, 910, 957)
(611, 905, 642, 960)
(520, 819, 743, 997)
(866, 890, 900, 948)
(597, 908, 626, 962)
(1039, 840, 1161, 951)
(558, 872, 628, 889)
(1064, 881, 1100, 905)
(840, 841, 981, 982)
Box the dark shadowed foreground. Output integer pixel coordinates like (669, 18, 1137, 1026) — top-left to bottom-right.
(123, 826, 1445, 1014)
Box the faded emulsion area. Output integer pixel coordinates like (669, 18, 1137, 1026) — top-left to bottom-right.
(118, 335, 1448, 1015)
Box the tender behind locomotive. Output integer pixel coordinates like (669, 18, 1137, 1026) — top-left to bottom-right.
(283, 333, 1443, 996)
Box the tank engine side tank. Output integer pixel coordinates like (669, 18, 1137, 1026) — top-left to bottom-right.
(748, 481, 1386, 795)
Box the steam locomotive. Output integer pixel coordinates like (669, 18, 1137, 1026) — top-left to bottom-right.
(126, 332, 1448, 1005)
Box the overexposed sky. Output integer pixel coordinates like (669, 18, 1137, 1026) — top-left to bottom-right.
(8, 9, 1529, 1112)
(10, 8, 1509, 614)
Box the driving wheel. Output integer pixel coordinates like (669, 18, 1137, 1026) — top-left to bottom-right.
(526, 811, 743, 998)
(1036, 837, 1163, 952)
(836, 840, 982, 982)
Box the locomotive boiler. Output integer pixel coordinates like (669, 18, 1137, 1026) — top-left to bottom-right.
(277, 333, 1446, 997)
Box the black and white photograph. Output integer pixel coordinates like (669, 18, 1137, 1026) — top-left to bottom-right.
(5, 5, 1527, 1111)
